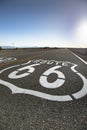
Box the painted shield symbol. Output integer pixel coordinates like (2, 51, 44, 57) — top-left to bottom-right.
(0, 60, 87, 102)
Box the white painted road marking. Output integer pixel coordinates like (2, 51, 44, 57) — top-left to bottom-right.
(8, 63, 40, 79)
(39, 65, 65, 89)
(0, 59, 87, 102)
(0, 57, 16, 63)
(0, 79, 72, 101)
(72, 72, 87, 99)
(71, 52, 87, 65)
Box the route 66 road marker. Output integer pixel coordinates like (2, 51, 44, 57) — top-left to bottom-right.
(0, 59, 87, 102)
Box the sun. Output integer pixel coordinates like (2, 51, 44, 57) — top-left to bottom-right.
(74, 20, 87, 43)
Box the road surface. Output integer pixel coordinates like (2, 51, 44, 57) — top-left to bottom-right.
(0, 48, 87, 130)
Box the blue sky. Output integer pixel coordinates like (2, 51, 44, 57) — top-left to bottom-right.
(0, 0, 87, 47)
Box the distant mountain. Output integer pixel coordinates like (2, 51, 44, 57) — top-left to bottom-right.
(0, 46, 39, 49)
(1, 46, 14, 49)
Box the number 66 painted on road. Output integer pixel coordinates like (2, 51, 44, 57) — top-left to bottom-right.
(8, 64, 65, 89)
(0, 61, 87, 102)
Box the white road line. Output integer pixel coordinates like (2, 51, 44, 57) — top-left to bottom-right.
(71, 52, 87, 65)
(0, 79, 72, 102)
(0, 65, 20, 73)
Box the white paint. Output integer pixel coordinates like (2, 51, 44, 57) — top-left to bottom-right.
(32, 59, 70, 66)
(47, 61, 54, 65)
(0, 57, 16, 63)
(0, 65, 20, 73)
(71, 64, 87, 99)
(0, 79, 72, 102)
(8, 70, 30, 79)
(8, 63, 40, 79)
(39, 65, 65, 89)
(0, 59, 87, 102)
(72, 52, 87, 65)
(72, 72, 87, 99)
(71, 64, 78, 73)
(21, 61, 31, 65)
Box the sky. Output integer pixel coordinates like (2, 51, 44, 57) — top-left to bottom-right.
(0, 0, 87, 48)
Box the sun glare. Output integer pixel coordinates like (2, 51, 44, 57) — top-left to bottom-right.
(74, 20, 87, 43)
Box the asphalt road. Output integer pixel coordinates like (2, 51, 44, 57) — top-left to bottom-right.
(0, 48, 87, 130)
